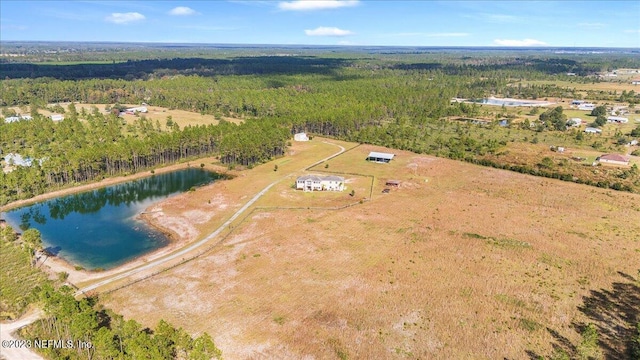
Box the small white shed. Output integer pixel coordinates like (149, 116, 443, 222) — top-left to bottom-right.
(294, 132, 309, 141)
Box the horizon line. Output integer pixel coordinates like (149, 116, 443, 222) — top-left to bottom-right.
(1, 40, 639, 50)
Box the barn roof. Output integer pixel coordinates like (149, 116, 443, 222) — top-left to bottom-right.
(367, 151, 395, 160)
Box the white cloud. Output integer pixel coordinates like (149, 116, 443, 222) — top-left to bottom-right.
(394, 32, 469, 37)
(169, 6, 196, 16)
(484, 13, 518, 23)
(175, 25, 237, 31)
(305, 26, 353, 37)
(105, 12, 145, 24)
(624, 29, 640, 33)
(463, 13, 518, 23)
(493, 38, 548, 46)
(279, 0, 359, 11)
(1, 24, 28, 31)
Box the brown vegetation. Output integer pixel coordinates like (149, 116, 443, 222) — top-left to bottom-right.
(99, 140, 640, 359)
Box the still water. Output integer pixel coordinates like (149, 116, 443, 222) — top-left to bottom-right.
(3, 169, 225, 270)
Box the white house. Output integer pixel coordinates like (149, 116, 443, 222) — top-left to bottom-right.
(122, 106, 148, 115)
(598, 154, 630, 166)
(294, 132, 309, 141)
(631, 79, 640, 85)
(578, 103, 596, 111)
(50, 114, 64, 121)
(4, 153, 33, 167)
(584, 127, 602, 134)
(607, 116, 628, 123)
(296, 175, 345, 192)
(567, 118, 583, 127)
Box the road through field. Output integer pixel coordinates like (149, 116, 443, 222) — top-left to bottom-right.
(77, 141, 345, 294)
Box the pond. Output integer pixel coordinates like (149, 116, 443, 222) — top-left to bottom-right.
(2, 168, 226, 270)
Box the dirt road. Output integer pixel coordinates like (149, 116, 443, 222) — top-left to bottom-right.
(0, 309, 44, 360)
(77, 142, 346, 294)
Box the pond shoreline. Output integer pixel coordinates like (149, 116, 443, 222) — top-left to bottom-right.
(1, 159, 235, 286)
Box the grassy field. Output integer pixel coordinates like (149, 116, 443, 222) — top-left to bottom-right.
(100, 139, 640, 359)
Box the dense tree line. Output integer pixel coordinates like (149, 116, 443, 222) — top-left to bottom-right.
(2, 52, 639, 205)
(1, 223, 221, 359)
(0, 110, 288, 205)
(21, 284, 222, 360)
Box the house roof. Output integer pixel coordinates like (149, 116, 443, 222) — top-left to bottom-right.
(4, 153, 33, 167)
(599, 154, 630, 162)
(297, 175, 344, 182)
(297, 175, 322, 182)
(367, 151, 395, 160)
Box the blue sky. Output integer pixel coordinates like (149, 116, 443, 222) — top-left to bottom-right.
(1, 1, 638, 47)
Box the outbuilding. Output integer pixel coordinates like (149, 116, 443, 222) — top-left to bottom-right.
(4, 153, 33, 167)
(567, 118, 582, 127)
(294, 132, 309, 141)
(367, 151, 395, 163)
(598, 154, 630, 166)
(578, 103, 596, 111)
(584, 127, 602, 134)
(607, 116, 629, 123)
(385, 180, 401, 187)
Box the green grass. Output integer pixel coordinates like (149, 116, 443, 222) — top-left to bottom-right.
(0, 238, 50, 320)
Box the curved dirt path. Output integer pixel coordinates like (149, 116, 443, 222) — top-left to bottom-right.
(77, 141, 345, 294)
(0, 309, 45, 360)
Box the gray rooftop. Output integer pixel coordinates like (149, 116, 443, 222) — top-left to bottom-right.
(297, 175, 344, 182)
(367, 151, 395, 160)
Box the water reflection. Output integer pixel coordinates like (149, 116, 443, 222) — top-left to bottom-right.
(3, 169, 227, 269)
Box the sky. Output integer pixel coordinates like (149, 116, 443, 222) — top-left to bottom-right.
(0, 0, 639, 47)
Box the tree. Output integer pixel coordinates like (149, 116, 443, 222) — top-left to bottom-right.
(590, 105, 607, 117)
(189, 333, 222, 360)
(593, 115, 607, 127)
(21, 228, 43, 266)
(539, 106, 567, 131)
(539, 157, 554, 169)
(1, 225, 18, 242)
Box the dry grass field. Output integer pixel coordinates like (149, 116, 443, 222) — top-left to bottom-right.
(8, 103, 244, 129)
(100, 139, 640, 359)
(518, 80, 640, 93)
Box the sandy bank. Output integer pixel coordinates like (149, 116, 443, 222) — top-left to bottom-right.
(2, 160, 236, 287)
